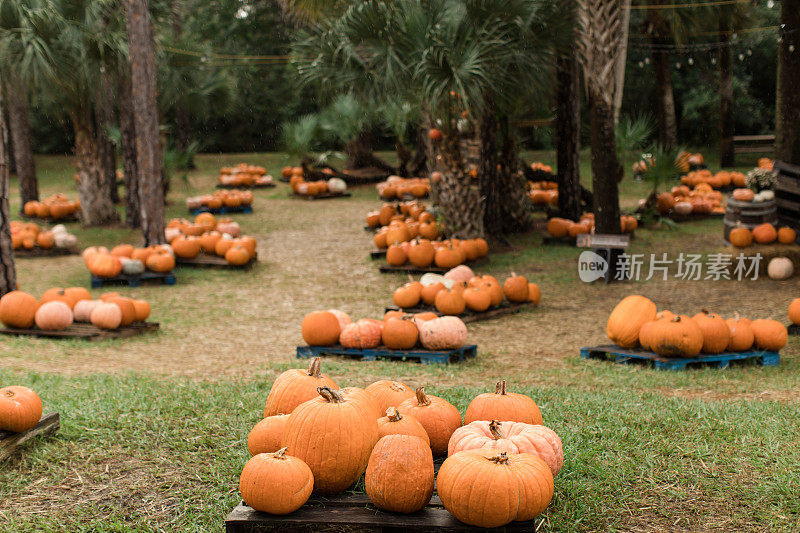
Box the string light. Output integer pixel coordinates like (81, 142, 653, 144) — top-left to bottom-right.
(687, 57, 694, 65)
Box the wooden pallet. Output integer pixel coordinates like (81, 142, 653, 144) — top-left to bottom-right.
(379, 258, 488, 275)
(380, 194, 429, 202)
(384, 301, 534, 324)
(0, 321, 160, 341)
(297, 344, 477, 365)
(667, 211, 725, 223)
(226, 494, 539, 532)
(1, 413, 60, 462)
(91, 271, 176, 288)
(580, 344, 779, 370)
(789, 324, 800, 336)
(176, 253, 257, 269)
(216, 183, 275, 190)
(14, 246, 79, 258)
(189, 205, 253, 215)
(21, 214, 79, 224)
(291, 192, 352, 201)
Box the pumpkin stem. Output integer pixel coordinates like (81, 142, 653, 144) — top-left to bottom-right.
(488, 452, 510, 464)
(701, 308, 710, 315)
(273, 447, 288, 459)
(495, 380, 507, 395)
(488, 420, 505, 440)
(306, 357, 322, 378)
(671, 316, 682, 323)
(415, 387, 431, 406)
(386, 407, 402, 421)
(317, 386, 345, 403)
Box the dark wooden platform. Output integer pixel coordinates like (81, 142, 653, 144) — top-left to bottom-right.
(385, 300, 534, 324)
(379, 257, 489, 275)
(216, 183, 275, 190)
(14, 246, 80, 258)
(0, 321, 160, 341)
(297, 344, 477, 365)
(789, 324, 800, 336)
(580, 344, 779, 370)
(379, 194, 429, 202)
(175, 252, 257, 269)
(667, 211, 725, 223)
(21, 214, 80, 224)
(291, 192, 352, 201)
(189, 205, 253, 215)
(91, 270, 176, 288)
(1, 413, 60, 462)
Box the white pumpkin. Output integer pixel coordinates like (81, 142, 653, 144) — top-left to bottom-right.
(54, 233, 77, 248)
(768, 257, 794, 280)
(420, 272, 455, 289)
(216, 221, 241, 237)
(760, 190, 775, 200)
(186, 197, 203, 209)
(753, 193, 765, 203)
(327, 177, 347, 193)
(165, 227, 182, 242)
(51, 224, 68, 236)
(673, 201, 693, 216)
(121, 258, 145, 276)
(418, 316, 468, 350)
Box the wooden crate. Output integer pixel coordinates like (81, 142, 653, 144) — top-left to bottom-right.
(775, 161, 800, 243)
(91, 270, 176, 288)
(14, 246, 79, 258)
(297, 344, 477, 365)
(379, 258, 488, 275)
(0, 321, 160, 341)
(189, 205, 253, 216)
(384, 300, 534, 324)
(1, 413, 60, 462)
(291, 192, 352, 201)
(176, 253, 257, 269)
(580, 344, 779, 370)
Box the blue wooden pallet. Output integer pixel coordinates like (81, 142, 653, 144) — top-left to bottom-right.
(189, 205, 253, 215)
(91, 270, 176, 288)
(580, 344, 779, 371)
(297, 344, 477, 365)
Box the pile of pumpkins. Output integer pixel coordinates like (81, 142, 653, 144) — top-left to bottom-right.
(729, 223, 796, 248)
(289, 175, 347, 197)
(392, 266, 541, 315)
(0, 288, 151, 332)
(607, 295, 788, 358)
(0, 385, 43, 434)
(185, 189, 254, 211)
(376, 176, 431, 199)
(529, 181, 558, 207)
(367, 202, 437, 233)
(680, 169, 746, 189)
(23, 194, 80, 220)
(219, 164, 272, 187)
(731, 188, 775, 204)
(165, 214, 256, 266)
(301, 308, 468, 351)
(10, 222, 77, 251)
(530, 162, 553, 174)
(546, 213, 637, 239)
(656, 184, 725, 216)
(385, 238, 488, 269)
(242, 362, 562, 528)
(83, 245, 175, 278)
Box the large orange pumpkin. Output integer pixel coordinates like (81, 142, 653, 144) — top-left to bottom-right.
(247, 414, 290, 456)
(0, 291, 38, 328)
(725, 315, 754, 352)
(365, 380, 415, 413)
(750, 319, 788, 351)
(648, 315, 704, 358)
(752, 223, 778, 244)
(263, 357, 338, 416)
(365, 434, 434, 513)
(381, 316, 419, 349)
(607, 295, 657, 348)
(301, 311, 341, 346)
(465, 380, 543, 425)
(692, 310, 731, 354)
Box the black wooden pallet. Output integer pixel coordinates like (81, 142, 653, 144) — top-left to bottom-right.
(1, 413, 60, 462)
(0, 321, 160, 341)
(789, 324, 800, 336)
(189, 205, 253, 215)
(580, 344, 779, 370)
(379, 194, 429, 202)
(291, 192, 352, 201)
(667, 211, 725, 223)
(384, 300, 534, 324)
(216, 183, 275, 190)
(14, 246, 79, 258)
(297, 344, 477, 365)
(21, 214, 79, 223)
(226, 494, 539, 532)
(176, 252, 257, 269)
(91, 271, 176, 288)
(542, 235, 576, 246)
(379, 257, 488, 275)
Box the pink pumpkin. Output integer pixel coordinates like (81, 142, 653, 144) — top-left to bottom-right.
(340, 319, 383, 349)
(418, 316, 467, 350)
(448, 420, 563, 476)
(327, 309, 352, 331)
(444, 265, 475, 284)
(34, 301, 73, 331)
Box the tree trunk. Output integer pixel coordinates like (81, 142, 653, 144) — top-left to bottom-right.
(497, 124, 530, 234)
(126, 0, 166, 245)
(344, 132, 396, 173)
(118, 73, 141, 227)
(72, 110, 119, 226)
(589, 96, 622, 234)
(776, 0, 800, 165)
(96, 71, 119, 204)
(613, 0, 632, 124)
(478, 110, 502, 239)
(556, 50, 582, 222)
(651, 47, 678, 148)
(408, 127, 429, 176)
(5, 78, 38, 207)
(718, 11, 734, 167)
(0, 78, 17, 296)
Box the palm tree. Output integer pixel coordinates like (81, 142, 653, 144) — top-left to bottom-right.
(3, 75, 38, 208)
(777, 0, 800, 165)
(555, 12, 582, 223)
(0, 76, 17, 296)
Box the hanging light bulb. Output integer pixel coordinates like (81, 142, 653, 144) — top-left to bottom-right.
(688, 57, 694, 65)
(711, 57, 717, 65)
(638, 61, 644, 68)
(747, 49, 752, 56)
(644, 57, 650, 65)
(738, 53, 745, 61)
(676, 62, 681, 69)
(767, 0, 774, 7)
(791, 45, 796, 53)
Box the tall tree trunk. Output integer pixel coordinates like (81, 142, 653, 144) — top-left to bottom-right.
(118, 73, 141, 227)
(613, 0, 632, 124)
(5, 78, 38, 207)
(776, 0, 800, 165)
(589, 97, 622, 234)
(126, 0, 166, 245)
(479, 109, 501, 239)
(96, 71, 119, 205)
(0, 77, 17, 296)
(718, 10, 734, 167)
(652, 47, 678, 148)
(556, 50, 582, 222)
(72, 110, 119, 226)
(344, 132, 396, 173)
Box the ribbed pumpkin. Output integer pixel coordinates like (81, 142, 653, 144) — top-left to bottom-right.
(789, 298, 800, 326)
(247, 414, 290, 456)
(393, 281, 422, 308)
(408, 239, 435, 267)
(418, 316, 467, 350)
(111, 244, 134, 257)
(752, 223, 778, 244)
(365, 380, 416, 413)
(365, 435, 434, 513)
(171, 236, 201, 258)
(35, 301, 73, 331)
(437, 451, 554, 528)
(448, 420, 563, 476)
(301, 311, 341, 346)
(146, 252, 175, 273)
(725, 315, 754, 352)
(0, 386, 43, 432)
(131, 300, 151, 322)
(434, 288, 466, 315)
(528, 283, 541, 306)
(382, 316, 419, 349)
(465, 380, 543, 425)
(90, 302, 122, 330)
(503, 274, 529, 303)
(87, 253, 123, 277)
(0, 291, 38, 328)
(225, 245, 251, 266)
(463, 286, 491, 312)
(340, 386, 383, 419)
(750, 319, 788, 351)
(263, 358, 338, 416)
(282, 387, 379, 494)
(73, 299, 101, 322)
(398, 388, 462, 456)
(778, 227, 797, 244)
(376, 407, 430, 444)
(386, 244, 407, 266)
(607, 295, 657, 348)
(648, 315, 704, 358)
(339, 319, 382, 349)
(107, 297, 136, 327)
(420, 282, 446, 306)
(692, 310, 731, 354)
(239, 448, 313, 514)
